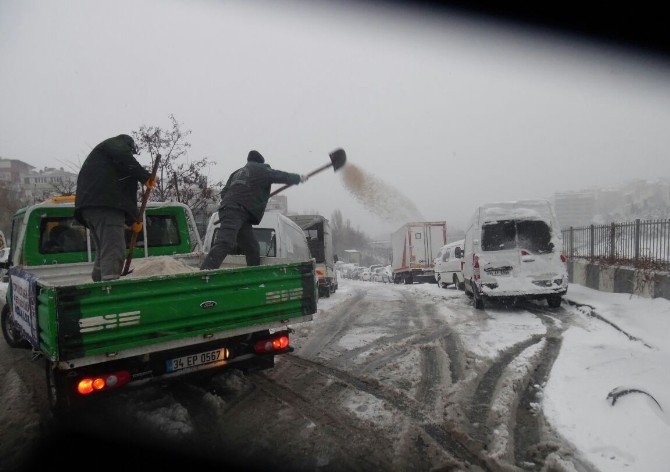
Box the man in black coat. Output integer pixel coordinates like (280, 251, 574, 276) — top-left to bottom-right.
(75, 134, 156, 282)
(200, 150, 307, 270)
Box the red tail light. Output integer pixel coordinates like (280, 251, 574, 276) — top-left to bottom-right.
(254, 334, 290, 354)
(473, 254, 480, 281)
(560, 253, 567, 263)
(521, 250, 530, 256)
(77, 371, 131, 396)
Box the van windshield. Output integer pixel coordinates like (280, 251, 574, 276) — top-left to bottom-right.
(481, 219, 553, 253)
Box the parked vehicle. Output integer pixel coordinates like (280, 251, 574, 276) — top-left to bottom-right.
(391, 221, 446, 284)
(1, 197, 316, 411)
(287, 215, 338, 298)
(434, 239, 465, 290)
(359, 268, 371, 281)
(371, 266, 385, 282)
(202, 210, 311, 263)
(462, 200, 568, 309)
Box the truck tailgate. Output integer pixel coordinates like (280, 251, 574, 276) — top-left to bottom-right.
(38, 261, 316, 361)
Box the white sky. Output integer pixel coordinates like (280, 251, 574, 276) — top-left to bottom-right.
(1, 0, 670, 238)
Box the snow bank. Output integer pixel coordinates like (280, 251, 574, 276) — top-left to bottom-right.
(543, 284, 670, 472)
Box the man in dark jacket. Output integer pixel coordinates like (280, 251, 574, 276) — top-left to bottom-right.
(200, 150, 307, 270)
(75, 134, 156, 282)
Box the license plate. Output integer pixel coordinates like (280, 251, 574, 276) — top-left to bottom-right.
(487, 269, 510, 276)
(166, 348, 227, 373)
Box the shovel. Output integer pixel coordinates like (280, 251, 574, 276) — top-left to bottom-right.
(269, 148, 347, 197)
(213, 149, 347, 225)
(121, 154, 162, 276)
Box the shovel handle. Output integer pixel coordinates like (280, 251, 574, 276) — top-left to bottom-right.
(122, 155, 161, 275)
(270, 162, 334, 197)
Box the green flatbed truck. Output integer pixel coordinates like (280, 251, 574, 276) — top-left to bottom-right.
(0, 197, 317, 410)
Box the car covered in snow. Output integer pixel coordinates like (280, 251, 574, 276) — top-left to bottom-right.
(462, 200, 568, 309)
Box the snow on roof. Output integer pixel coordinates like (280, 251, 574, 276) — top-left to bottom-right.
(479, 200, 553, 223)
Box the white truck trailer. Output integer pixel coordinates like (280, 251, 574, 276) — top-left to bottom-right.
(391, 221, 446, 284)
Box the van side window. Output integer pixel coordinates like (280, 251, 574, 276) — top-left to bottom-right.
(255, 228, 277, 257)
(442, 250, 450, 261)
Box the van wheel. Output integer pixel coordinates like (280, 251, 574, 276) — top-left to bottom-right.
(472, 282, 485, 309)
(436, 275, 446, 289)
(1, 305, 30, 349)
(547, 295, 562, 308)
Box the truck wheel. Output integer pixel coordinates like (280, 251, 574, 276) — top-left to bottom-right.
(1, 305, 30, 349)
(547, 295, 562, 308)
(404, 274, 413, 285)
(45, 360, 71, 414)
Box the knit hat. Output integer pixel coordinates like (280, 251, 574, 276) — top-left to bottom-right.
(247, 150, 265, 163)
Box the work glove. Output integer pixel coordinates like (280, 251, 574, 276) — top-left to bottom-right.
(145, 176, 157, 189)
(300, 174, 309, 183)
(132, 222, 143, 233)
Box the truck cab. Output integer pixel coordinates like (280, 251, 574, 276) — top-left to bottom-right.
(286, 214, 338, 298)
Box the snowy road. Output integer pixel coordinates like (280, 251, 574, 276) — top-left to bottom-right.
(1, 279, 669, 471)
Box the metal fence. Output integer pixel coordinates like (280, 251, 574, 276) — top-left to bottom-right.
(562, 219, 670, 269)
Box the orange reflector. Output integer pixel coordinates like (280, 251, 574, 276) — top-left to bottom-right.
(279, 336, 289, 349)
(93, 378, 106, 390)
(77, 378, 94, 395)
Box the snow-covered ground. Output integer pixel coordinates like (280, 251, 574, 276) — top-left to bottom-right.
(1, 275, 669, 471)
(545, 284, 670, 472)
(343, 279, 670, 471)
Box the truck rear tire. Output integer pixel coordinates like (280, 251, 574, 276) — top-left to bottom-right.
(1, 305, 30, 349)
(404, 274, 413, 285)
(45, 361, 72, 414)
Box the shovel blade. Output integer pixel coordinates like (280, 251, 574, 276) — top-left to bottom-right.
(329, 148, 347, 171)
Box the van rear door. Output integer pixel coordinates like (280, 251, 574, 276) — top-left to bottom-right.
(480, 220, 519, 277)
(515, 219, 559, 281)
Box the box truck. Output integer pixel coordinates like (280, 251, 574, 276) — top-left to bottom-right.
(391, 221, 446, 284)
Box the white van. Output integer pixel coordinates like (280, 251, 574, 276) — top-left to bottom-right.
(462, 200, 567, 309)
(202, 210, 311, 265)
(434, 239, 465, 290)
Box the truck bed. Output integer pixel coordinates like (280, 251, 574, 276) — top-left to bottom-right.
(13, 256, 316, 367)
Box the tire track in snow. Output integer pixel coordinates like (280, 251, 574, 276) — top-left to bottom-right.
(467, 335, 545, 444)
(285, 354, 490, 470)
(249, 371, 393, 471)
(298, 290, 367, 360)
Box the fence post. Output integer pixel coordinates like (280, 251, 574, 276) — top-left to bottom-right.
(569, 226, 574, 258)
(609, 222, 616, 259)
(634, 219, 640, 261)
(590, 224, 595, 260)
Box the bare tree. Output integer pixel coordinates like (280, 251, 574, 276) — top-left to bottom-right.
(0, 181, 29, 236)
(131, 115, 222, 214)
